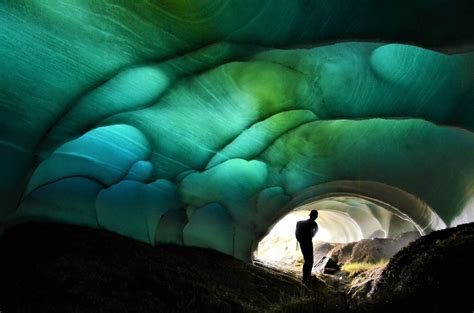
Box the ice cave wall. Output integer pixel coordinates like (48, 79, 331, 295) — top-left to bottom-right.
(1, 0, 473, 260)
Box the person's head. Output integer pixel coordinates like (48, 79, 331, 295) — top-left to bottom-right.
(309, 210, 318, 221)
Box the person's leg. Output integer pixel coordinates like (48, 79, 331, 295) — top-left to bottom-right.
(304, 242, 313, 279)
(299, 241, 313, 283)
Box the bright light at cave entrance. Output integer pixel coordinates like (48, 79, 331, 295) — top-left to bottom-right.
(266, 211, 333, 242)
(254, 210, 332, 266)
(254, 196, 422, 267)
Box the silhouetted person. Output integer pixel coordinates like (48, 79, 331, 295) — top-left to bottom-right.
(295, 210, 318, 284)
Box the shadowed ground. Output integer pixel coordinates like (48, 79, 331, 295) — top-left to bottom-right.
(0, 223, 345, 313)
(1, 222, 473, 313)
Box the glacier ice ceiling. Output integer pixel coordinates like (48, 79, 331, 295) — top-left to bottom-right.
(1, 0, 474, 261)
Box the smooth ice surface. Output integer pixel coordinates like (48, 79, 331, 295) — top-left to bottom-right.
(1, 1, 474, 260)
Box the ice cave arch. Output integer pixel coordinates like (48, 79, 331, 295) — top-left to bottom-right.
(252, 181, 444, 261)
(281, 181, 445, 235)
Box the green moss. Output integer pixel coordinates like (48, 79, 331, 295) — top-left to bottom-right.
(342, 259, 388, 275)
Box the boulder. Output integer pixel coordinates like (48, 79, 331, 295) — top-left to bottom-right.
(314, 256, 340, 274)
(313, 241, 336, 263)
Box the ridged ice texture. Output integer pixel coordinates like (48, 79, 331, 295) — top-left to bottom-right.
(1, 1, 473, 260)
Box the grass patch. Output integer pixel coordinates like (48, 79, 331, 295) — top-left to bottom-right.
(342, 259, 388, 275)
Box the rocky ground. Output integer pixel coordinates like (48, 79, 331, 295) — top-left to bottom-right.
(1, 222, 473, 312)
(330, 232, 419, 264)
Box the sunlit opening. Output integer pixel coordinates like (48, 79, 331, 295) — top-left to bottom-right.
(254, 196, 420, 271)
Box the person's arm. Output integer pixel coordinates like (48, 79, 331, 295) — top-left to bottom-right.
(311, 223, 318, 237)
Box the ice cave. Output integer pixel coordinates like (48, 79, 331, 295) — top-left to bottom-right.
(0, 1, 473, 312)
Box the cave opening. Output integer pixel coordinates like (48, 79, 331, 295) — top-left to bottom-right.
(253, 195, 422, 273)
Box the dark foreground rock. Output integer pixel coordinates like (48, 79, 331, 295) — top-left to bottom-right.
(356, 222, 474, 313)
(0, 222, 345, 313)
(2, 222, 473, 313)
